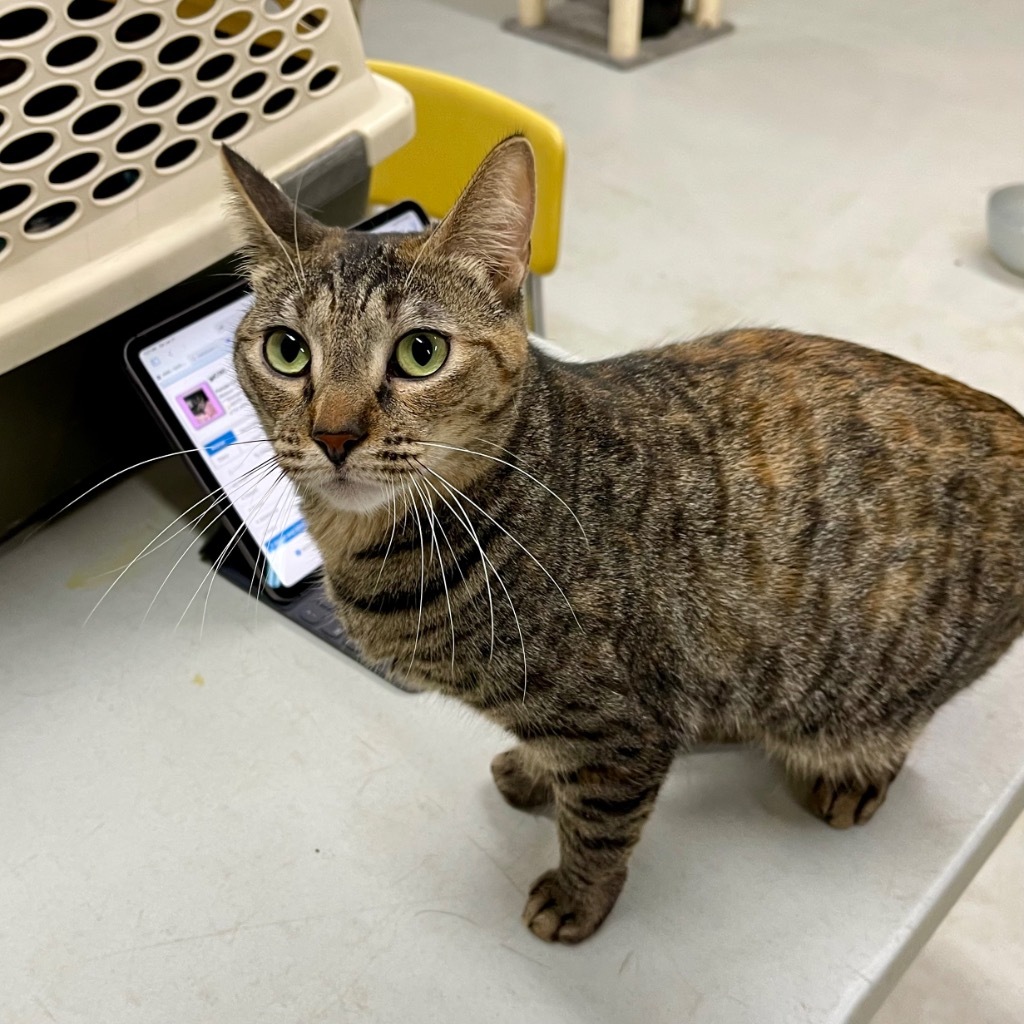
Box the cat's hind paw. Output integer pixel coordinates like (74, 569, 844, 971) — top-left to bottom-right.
(491, 747, 552, 811)
(809, 775, 891, 828)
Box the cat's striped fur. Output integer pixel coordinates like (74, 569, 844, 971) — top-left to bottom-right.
(223, 138, 1024, 942)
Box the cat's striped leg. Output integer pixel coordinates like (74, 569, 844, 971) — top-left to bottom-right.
(523, 750, 673, 943)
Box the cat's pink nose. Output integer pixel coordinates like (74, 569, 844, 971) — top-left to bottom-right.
(312, 428, 365, 466)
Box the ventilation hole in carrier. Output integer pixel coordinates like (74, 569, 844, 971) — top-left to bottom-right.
(48, 150, 101, 185)
(138, 78, 182, 109)
(45, 35, 100, 69)
(23, 83, 80, 119)
(71, 102, 122, 137)
(158, 34, 201, 66)
(0, 235, 8, 260)
(116, 122, 162, 154)
(176, 95, 216, 126)
(0, 7, 51, 41)
(24, 199, 79, 236)
(67, 0, 118, 21)
(196, 53, 235, 83)
(0, 130, 56, 166)
(308, 65, 338, 93)
(0, 182, 33, 216)
(0, 57, 30, 90)
(95, 58, 144, 93)
(262, 87, 295, 117)
(214, 11, 252, 39)
(154, 137, 198, 170)
(280, 48, 312, 77)
(296, 8, 327, 35)
(231, 71, 267, 101)
(175, 0, 216, 21)
(210, 111, 248, 141)
(92, 166, 140, 202)
(115, 12, 162, 45)
(249, 29, 283, 58)
(263, 0, 297, 14)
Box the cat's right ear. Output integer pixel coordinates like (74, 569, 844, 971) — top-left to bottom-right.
(220, 145, 327, 265)
(420, 135, 536, 302)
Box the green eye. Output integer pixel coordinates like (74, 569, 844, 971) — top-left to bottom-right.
(263, 327, 311, 377)
(392, 330, 449, 378)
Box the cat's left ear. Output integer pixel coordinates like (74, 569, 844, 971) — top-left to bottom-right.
(221, 145, 327, 263)
(421, 135, 536, 301)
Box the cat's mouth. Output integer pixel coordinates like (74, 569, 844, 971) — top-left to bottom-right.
(308, 467, 393, 514)
(280, 442, 408, 514)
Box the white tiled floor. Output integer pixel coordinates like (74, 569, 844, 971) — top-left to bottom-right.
(360, 1, 1024, 1021)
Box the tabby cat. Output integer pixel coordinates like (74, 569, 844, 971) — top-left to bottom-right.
(222, 137, 1024, 943)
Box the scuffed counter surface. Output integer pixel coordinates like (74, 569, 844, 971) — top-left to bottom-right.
(1, 461, 1022, 1023)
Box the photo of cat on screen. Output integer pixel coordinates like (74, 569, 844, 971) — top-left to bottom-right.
(176, 383, 225, 430)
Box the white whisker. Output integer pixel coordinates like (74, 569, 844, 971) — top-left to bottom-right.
(192, 517, 249, 636)
(402, 232, 432, 290)
(472, 436, 528, 462)
(419, 471, 494, 662)
(411, 476, 456, 670)
(406, 482, 427, 669)
(136, 465, 278, 626)
(290, 171, 309, 287)
(138, 501, 234, 625)
(418, 462, 582, 632)
(25, 440, 271, 544)
(269, 224, 304, 293)
(82, 451, 281, 611)
(84, 486, 229, 619)
(415, 440, 588, 547)
(425, 491, 466, 584)
(374, 479, 400, 591)
(188, 471, 286, 636)
(249, 471, 295, 627)
(425, 468, 528, 700)
(205, 471, 288, 637)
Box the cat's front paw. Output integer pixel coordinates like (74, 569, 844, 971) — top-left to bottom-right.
(522, 868, 626, 943)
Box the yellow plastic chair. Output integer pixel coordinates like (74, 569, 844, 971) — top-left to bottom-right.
(366, 59, 566, 334)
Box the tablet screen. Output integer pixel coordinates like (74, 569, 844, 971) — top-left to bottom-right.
(135, 292, 318, 589)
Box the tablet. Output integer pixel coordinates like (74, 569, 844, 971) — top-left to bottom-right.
(124, 200, 429, 612)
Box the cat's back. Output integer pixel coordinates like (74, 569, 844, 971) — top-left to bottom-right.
(570, 328, 1024, 476)
(546, 329, 1024, 527)
(636, 328, 1024, 525)
(679, 328, 1018, 413)
(545, 329, 1024, 714)
(607, 328, 1024, 443)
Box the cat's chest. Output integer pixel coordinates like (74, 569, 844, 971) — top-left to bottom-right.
(310, 501, 588, 696)
(306, 509, 465, 676)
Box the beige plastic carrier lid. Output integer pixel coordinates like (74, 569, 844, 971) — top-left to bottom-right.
(0, 0, 413, 375)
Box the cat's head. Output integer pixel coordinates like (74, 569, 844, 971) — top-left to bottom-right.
(222, 136, 536, 513)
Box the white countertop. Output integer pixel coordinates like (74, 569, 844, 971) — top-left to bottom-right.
(3, 461, 1023, 1024)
